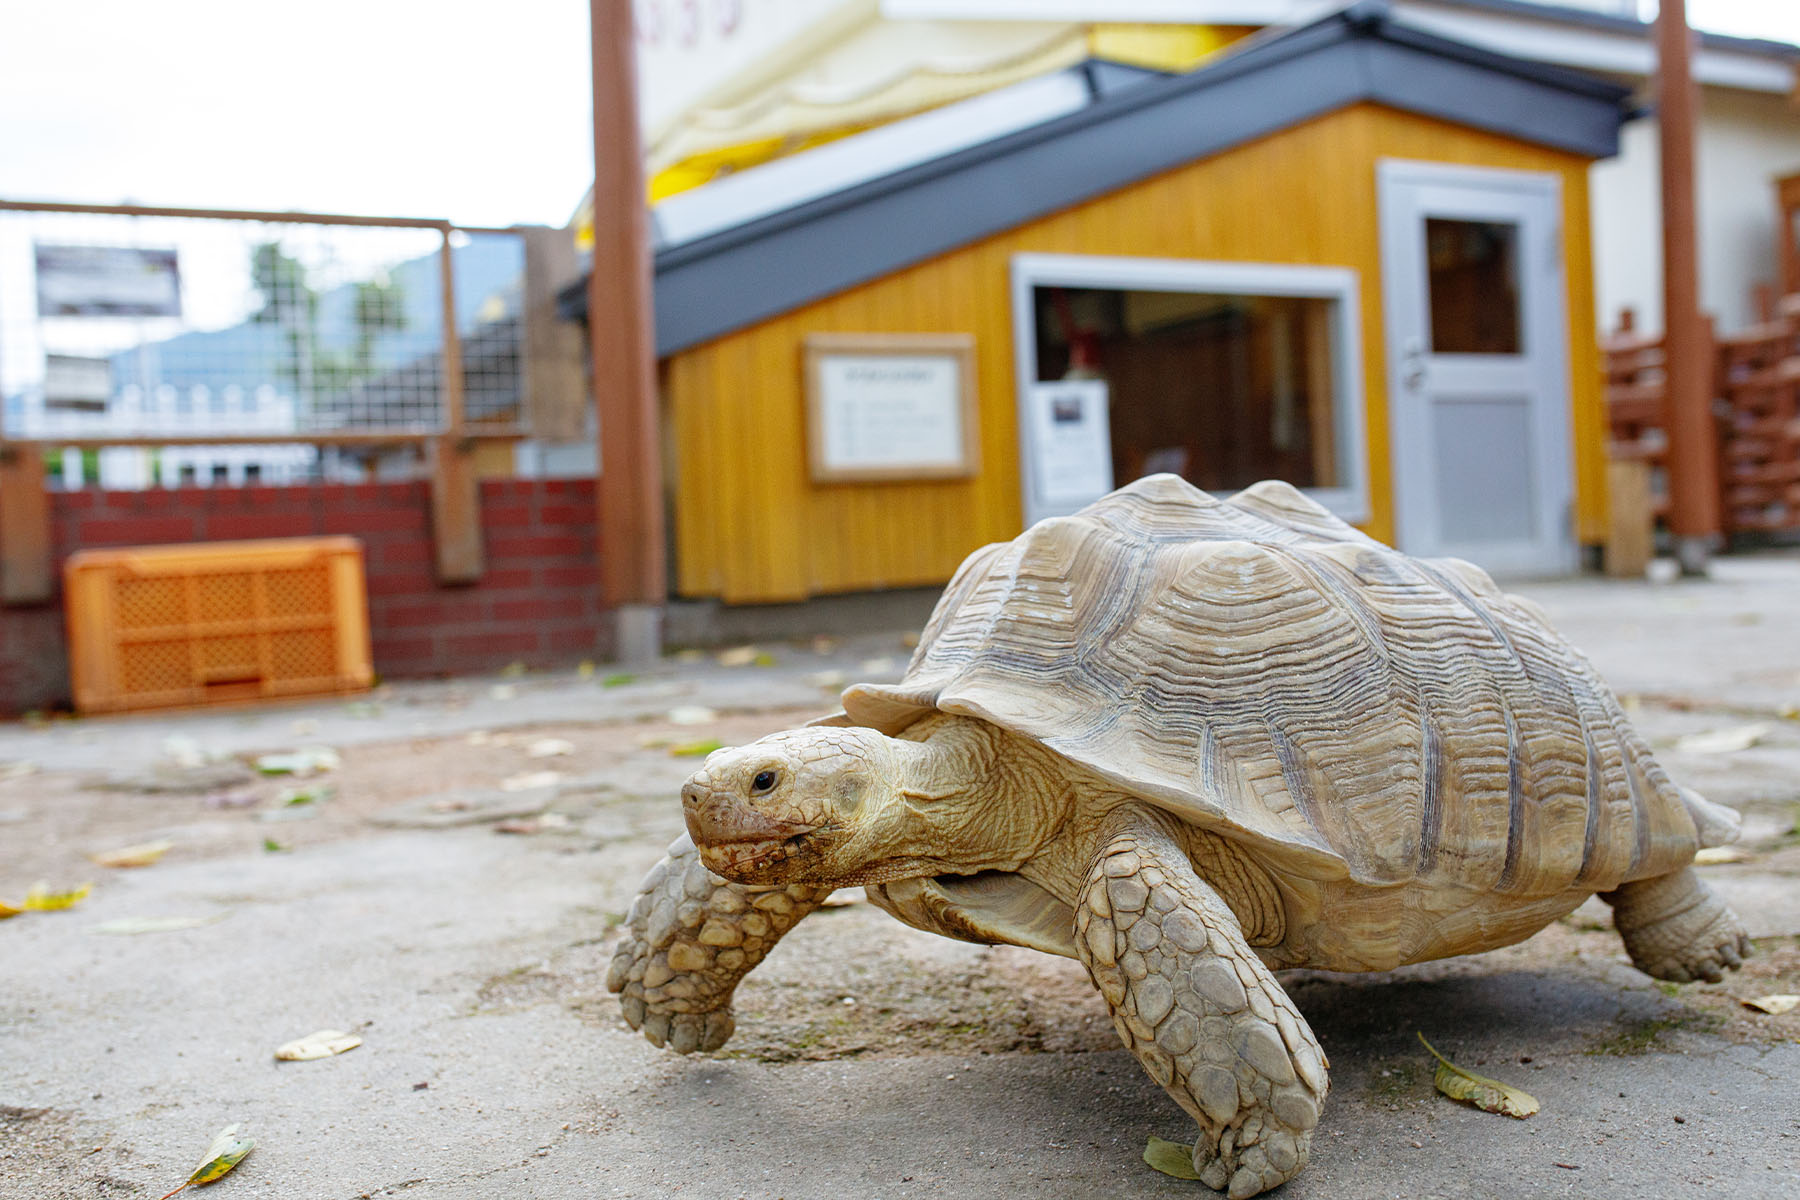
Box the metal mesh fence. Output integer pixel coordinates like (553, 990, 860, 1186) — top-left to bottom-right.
(0, 207, 526, 487)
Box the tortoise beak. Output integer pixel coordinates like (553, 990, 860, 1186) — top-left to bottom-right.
(681, 780, 816, 847)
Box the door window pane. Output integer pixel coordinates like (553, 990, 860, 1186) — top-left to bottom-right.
(1426, 219, 1521, 354)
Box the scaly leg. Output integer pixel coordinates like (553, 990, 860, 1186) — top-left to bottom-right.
(606, 834, 833, 1052)
(1602, 866, 1751, 984)
(1076, 806, 1327, 1199)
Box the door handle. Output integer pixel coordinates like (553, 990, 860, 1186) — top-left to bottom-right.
(1401, 339, 1427, 391)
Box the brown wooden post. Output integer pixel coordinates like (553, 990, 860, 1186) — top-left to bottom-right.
(1657, 0, 1722, 575)
(519, 225, 589, 442)
(0, 444, 54, 605)
(590, 0, 666, 664)
(432, 228, 484, 583)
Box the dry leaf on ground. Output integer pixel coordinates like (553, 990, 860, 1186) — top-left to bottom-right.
(160, 1123, 255, 1198)
(1673, 724, 1769, 755)
(255, 747, 340, 777)
(1741, 994, 1799, 1015)
(92, 839, 174, 868)
(1143, 1135, 1200, 1179)
(1693, 846, 1751, 866)
(1419, 1033, 1539, 1118)
(0, 899, 21, 919)
(275, 1030, 362, 1061)
(716, 646, 760, 667)
(500, 770, 563, 793)
(24, 882, 93, 911)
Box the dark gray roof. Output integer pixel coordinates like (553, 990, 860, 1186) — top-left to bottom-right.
(563, 1, 1632, 356)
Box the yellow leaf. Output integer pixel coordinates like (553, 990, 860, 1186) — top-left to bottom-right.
(24, 881, 92, 911)
(1419, 1033, 1539, 1119)
(669, 739, 726, 758)
(274, 1030, 363, 1060)
(1143, 1135, 1201, 1179)
(92, 839, 174, 869)
(159, 1123, 255, 1198)
(576, 659, 597, 679)
(1693, 846, 1751, 866)
(0, 899, 20, 919)
(1742, 994, 1799, 1016)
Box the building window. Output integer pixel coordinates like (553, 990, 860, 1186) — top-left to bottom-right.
(1011, 254, 1368, 526)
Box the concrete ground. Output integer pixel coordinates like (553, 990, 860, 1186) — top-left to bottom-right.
(1, 554, 1797, 1200)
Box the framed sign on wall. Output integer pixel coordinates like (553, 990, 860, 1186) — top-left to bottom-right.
(803, 333, 978, 483)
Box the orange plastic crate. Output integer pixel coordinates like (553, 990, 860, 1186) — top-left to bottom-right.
(64, 537, 374, 714)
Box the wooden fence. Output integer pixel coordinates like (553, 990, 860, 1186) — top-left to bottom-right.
(1603, 302, 1800, 540)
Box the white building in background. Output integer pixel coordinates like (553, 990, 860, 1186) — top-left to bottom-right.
(609, 0, 1800, 336)
(12, 384, 317, 490)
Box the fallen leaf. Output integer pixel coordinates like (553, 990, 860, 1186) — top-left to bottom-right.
(500, 770, 563, 793)
(667, 705, 717, 726)
(716, 645, 759, 667)
(577, 660, 597, 679)
(93, 915, 225, 935)
(254, 747, 340, 777)
(500, 661, 527, 678)
(753, 652, 776, 667)
(601, 672, 635, 688)
(1143, 1135, 1200, 1180)
(899, 631, 920, 649)
(262, 838, 287, 853)
(277, 784, 334, 807)
(162, 736, 210, 768)
(1779, 703, 1798, 721)
(0, 899, 20, 919)
(24, 881, 93, 911)
(92, 839, 174, 869)
(527, 738, 575, 759)
(275, 1030, 362, 1061)
(674, 648, 705, 664)
(1742, 994, 1799, 1015)
(1693, 846, 1751, 866)
(1674, 724, 1769, 755)
(159, 1123, 255, 1198)
(669, 739, 726, 758)
(1419, 1033, 1539, 1118)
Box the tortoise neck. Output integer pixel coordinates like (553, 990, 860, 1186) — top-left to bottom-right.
(891, 713, 1074, 874)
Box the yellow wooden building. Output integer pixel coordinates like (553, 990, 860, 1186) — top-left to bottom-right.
(569, 6, 1633, 606)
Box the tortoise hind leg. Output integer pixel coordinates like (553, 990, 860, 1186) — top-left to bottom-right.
(1076, 805, 1327, 1199)
(1601, 866, 1751, 983)
(607, 834, 834, 1052)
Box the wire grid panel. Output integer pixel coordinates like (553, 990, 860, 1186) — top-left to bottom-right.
(0, 210, 526, 446)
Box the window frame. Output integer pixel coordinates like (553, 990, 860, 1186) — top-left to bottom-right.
(1009, 252, 1371, 527)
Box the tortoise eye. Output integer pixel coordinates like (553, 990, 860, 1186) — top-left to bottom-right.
(750, 769, 779, 795)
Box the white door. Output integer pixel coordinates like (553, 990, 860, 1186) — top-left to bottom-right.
(1378, 161, 1576, 575)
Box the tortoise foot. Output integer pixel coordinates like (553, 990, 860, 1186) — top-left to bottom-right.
(1195, 1117, 1308, 1200)
(1604, 866, 1752, 984)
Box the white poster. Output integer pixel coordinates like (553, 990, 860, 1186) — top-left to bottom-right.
(35, 244, 182, 318)
(815, 352, 965, 473)
(1027, 379, 1113, 509)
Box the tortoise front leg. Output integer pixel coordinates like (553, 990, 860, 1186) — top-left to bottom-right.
(1076, 806, 1327, 1199)
(606, 834, 833, 1053)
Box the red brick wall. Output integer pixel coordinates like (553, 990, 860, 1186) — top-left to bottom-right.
(0, 479, 608, 714)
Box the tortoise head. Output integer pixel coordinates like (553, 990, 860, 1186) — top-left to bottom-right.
(680, 718, 1014, 888)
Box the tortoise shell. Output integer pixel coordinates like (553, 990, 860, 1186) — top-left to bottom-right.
(841, 475, 1734, 897)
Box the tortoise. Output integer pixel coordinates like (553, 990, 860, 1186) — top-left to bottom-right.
(606, 474, 1748, 1197)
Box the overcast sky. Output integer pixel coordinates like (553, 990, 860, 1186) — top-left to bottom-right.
(1, 0, 1796, 229)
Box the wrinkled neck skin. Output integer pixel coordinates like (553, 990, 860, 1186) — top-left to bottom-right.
(857, 712, 1081, 887)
